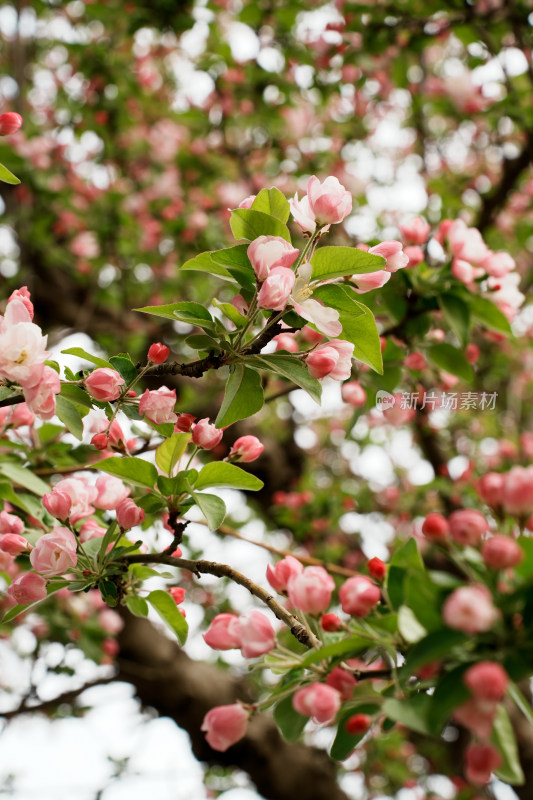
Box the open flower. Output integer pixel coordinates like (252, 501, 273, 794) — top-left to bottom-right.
(289, 263, 342, 337)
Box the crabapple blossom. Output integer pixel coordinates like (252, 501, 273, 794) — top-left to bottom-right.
(368, 241, 409, 272)
(0, 297, 49, 387)
(203, 613, 241, 650)
(237, 611, 276, 658)
(442, 585, 498, 634)
(0, 510, 24, 535)
(247, 235, 299, 281)
(287, 566, 335, 615)
(191, 418, 223, 449)
(290, 192, 317, 234)
(482, 536, 523, 569)
(257, 267, 295, 310)
(341, 380, 367, 407)
(465, 743, 502, 785)
(228, 435, 264, 462)
(7, 573, 47, 605)
(320, 613, 343, 632)
(24, 365, 60, 419)
(478, 473, 505, 507)
(94, 475, 130, 510)
(116, 498, 145, 530)
(306, 340, 354, 381)
(399, 217, 430, 244)
(464, 661, 508, 702)
(288, 262, 342, 337)
(353, 270, 391, 293)
(345, 714, 371, 734)
(266, 555, 303, 593)
(0, 534, 30, 555)
(147, 342, 170, 364)
(138, 387, 178, 425)
(502, 466, 533, 516)
(339, 575, 381, 617)
(292, 683, 341, 724)
(448, 509, 489, 546)
(53, 478, 98, 523)
(43, 490, 73, 521)
(367, 557, 386, 581)
(306, 175, 352, 226)
(30, 527, 78, 577)
(453, 698, 498, 740)
(325, 666, 356, 700)
(0, 112, 23, 135)
(85, 368, 125, 401)
(201, 704, 249, 752)
(421, 513, 449, 540)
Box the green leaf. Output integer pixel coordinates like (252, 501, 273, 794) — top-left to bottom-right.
(212, 299, 247, 328)
(215, 365, 264, 428)
(192, 491, 227, 530)
(273, 694, 308, 742)
(109, 354, 138, 384)
(429, 665, 470, 734)
(97, 521, 119, 565)
(61, 347, 112, 369)
(251, 187, 290, 222)
(439, 293, 470, 347)
(155, 433, 191, 477)
(134, 302, 214, 329)
(299, 636, 369, 668)
(330, 703, 381, 760)
(0, 387, 20, 403)
(508, 682, 533, 729)
(59, 384, 94, 408)
(92, 456, 157, 489)
(427, 343, 474, 382)
(230, 208, 291, 242)
(404, 572, 443, 632)
(405, 630, 469, 672)
(383, 694, 433, 735)
(147, 589, 188, 645)
(125, 594, 149, 618)
(246, 354, 322, 404)
(386, 538, 424, 609)
(2, 579, 70, 622)
(54, 395, 84, 441)
(491, 705, 525, 785)
(181, 250, 233, 279)
(467, 294, 513, 335)
(0, 462, 50, 496)
(0, 162, 20, 185)
(181, 245, 255, 288)
(398, 605, 427, 643)
(195, 462, 263, 492)
(390, 538, 424, 570)
(311, 246, 385, 281)
(313, 285, 383, 374)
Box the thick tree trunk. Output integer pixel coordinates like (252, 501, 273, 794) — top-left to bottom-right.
(117, 612, 349, 800)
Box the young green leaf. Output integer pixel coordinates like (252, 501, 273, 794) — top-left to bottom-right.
(251, 187, 290, 222)
(230, 208, 291, 242)
(195, 462, 264, 491)
(311, 246, 385, 282)
(215, 364, 264, 428)
(427, 343, 474, 383)
(273, 694, 308, 742)
(61, 347, 112, 369)
(246, 354, 322, 404)
(0, 162, 21, 184)
(438, 293, 470, 347)
(134, 302, 214, 329)
(491, 705, 525, 785)
(155, 432, 191, 477)
(191, 491, 227, 530)
(109, 354, 138, 384)
(92, 456, 157, 489)
(0, 462, 50, 496)
(147, 589, 188, 645)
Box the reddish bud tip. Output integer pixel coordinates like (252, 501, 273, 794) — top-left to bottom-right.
(0, 112, 23, 136)
(148, 342, 170, 364)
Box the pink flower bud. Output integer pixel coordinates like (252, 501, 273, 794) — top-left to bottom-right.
(91, 433, 109, 450)
(421, 512, 449, 541)
(367, 557, 387, 581)
(116, 498, 145, 530)
(257, 266, 295, 311)
(502, 466, 533, 517)
(8, 287, 33, 318)
(482, 535, 523, 569)
(404, 245, 425, 266)
(238, 610, 276, 658)
(228, 435, 264, 463)
(404, 352, 427, 371)
(345, 713, 371, 734)
(353, 269, 391, 293)
(369, 240, 409, 272)
(0, 112, 23, 135)
(201, 704, 249, 751)
(138, 387, 178, 426)
(169, 587, 186, 604)
(203, 613, 241, 650)
(307, 339, 354, 381)
(98, 608, 124, 634)
(175, 413, 196, 432)
(321, 613, 343, 632)
(481, 251, 515, 278)
(247, 235, 299, 282)
(326, 666, 356, 699)
(465, 343, 480, 364)
(287, 566, 335, 615)
(465, 743, 502, 786)
(448, 509, 489, 546)
(442, 585, 498, 634)
(478, 472, 505, 507)
(191, 418, 223, 450)
(85, 368, 125, 401)
(307, 175, 352, 226)
(453, 697, 498, 739)
(341, 380, 366, 407)
(464, 661, 508, 702)
(30, 527, 77, 577)
(399, 217, 431, 245)
(0, 534, 30, 555)
(292, 683, 341, 724)
(7, 573, 47, 605)
(0, 510, 24, 535)
(339, 575, 380, 617)
(95, 475, 130, 510)
(266, 555, 303, 593)
(147, 342, 170, 364)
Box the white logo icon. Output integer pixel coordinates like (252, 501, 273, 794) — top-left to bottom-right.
(376, 390, 395, 411)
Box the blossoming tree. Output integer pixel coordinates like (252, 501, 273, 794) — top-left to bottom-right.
(0, 1, 533, 799)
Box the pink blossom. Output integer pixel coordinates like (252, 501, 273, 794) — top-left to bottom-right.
(307, 339, 354, 381)
(353, 269, 391, 293)
(30, 527, 78, 577)
(465, 743, 502, 785)
(448, 509, 489, 546)
(191, 418, 223, 450)
(7, 573, 47, 605)
(289, 263, 342, 337)
(231, 294, 249, 315)
(421, 513, 449, 541)
(447, 219, 490, 264)
(452, 258, 479, 284)
(442, 585, 498, 634)
(481, 251, 515, 278)
(228, 435, 264, 463)
(342, 381, 367, 407)
(8, 287, 33, 318)
(0, 510, 24, 535)
(0, 534, 30, 555)
(325, 666, 357, 700)
(147, 342, 170, 364)
(266, 555, 303, 593)
(478, 473, 505, 507)
(70, 231, 100, 259)
(85, 368, 125, 402)
(175, 413, 196, 432)
(287, 566, 335, 615)
(94, 475, 130, 510)
(238, 194, 256, 209)
(273, 332, 299, 352)
(79, 518, 107, 542)
(203, 613, 241, 650)
(482, 535, 523, 569)
(54, 477, 98, 523)
(0, 403, 34, 430)
(201, 704, 249, 751)
(138, 387, 178, 425)
(116, 497, 145, 530)
(368, 240, 409, 272)
(404, 246, 425, 267)
(464, 661, 508, 702)
(247, 235, 299, 282)
(238, 610, 276, 658)
(502, 466, 533, 517)
(339, 575, 380, 617)
(257, 267, 295, 310)
(23, 365, 60, 419)
(292, 683, 341, 724)
(453, 698, 498, 740)
(43, 489, 72, 521)
(0, 112, 23, 136)
(307, 175, 352, 226)
(290, 192, 317, 234)
(399, 217, 430, 244)
(0, 299, 49, 386)
(98, 608, 124, 635)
